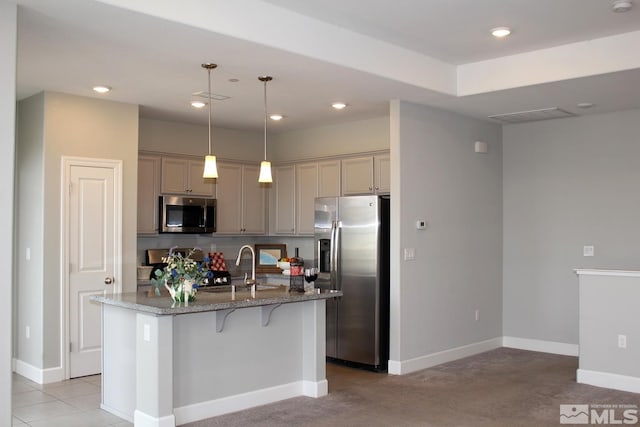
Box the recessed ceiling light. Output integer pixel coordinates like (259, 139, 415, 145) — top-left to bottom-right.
(577, 102, 595, 109)
(92, 85, 111, 94)
(190, 101, 206, 109)
(491, 27, 511, 38)
(270, 114, 283, 121)
(332, 102, 347, 110)
(229, 78, 240, 83)
(612, 0, 633, 12)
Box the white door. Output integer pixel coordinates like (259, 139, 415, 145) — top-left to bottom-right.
(66, 160, 121, 378)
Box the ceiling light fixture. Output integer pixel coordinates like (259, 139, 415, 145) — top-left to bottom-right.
(270, 114, 283, 121)
(491, 27, 511, 38)
(612, 0, 633, 12)
(190, 101, 206, 109)
(258, 76, 273, 183)
(201, 63, 219, 179)
(332, 102, 347, 110)
(92, 85, 111, 94)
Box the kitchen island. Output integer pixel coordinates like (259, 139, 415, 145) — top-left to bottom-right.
(92, 286, 341, 427)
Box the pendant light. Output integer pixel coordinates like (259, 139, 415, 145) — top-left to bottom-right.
(202, 63, 219, 178)
(258, 76, 273, 183)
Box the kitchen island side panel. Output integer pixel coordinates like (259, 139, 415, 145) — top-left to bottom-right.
(102, 304, 136, 422)
(172, 303, 304, 405)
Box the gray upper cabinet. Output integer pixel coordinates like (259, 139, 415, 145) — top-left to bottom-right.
(137, 154, 161, 234)
(317, 159, 341, 197)
(160, 157, 215, 196)
(296, 162, 319, 235)
(272, 165, 296, 234)
(215, 162, 266, 235)
(341, 153, 389, 195)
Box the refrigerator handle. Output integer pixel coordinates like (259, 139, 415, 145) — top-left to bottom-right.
(329, 220, 337, 288)
(333, 220, 342, 290)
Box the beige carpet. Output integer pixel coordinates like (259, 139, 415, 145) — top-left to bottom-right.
(184, 348, 640, 426)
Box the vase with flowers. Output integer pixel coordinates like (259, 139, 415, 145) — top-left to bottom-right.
(150, 247, 211, 302)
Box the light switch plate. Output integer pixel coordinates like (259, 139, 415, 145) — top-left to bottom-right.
(404, 248, 416, 261)
(583, 245, 594, 257)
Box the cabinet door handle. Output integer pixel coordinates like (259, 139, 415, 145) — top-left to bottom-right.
(369, 186, 373, 191)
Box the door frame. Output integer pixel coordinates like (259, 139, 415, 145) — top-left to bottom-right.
(60, 156, 123, 379)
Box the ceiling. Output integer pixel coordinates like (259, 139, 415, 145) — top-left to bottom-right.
(14, 0, 640, 132)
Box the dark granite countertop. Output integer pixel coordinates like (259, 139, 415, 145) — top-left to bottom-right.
(91, 285, 341, 316)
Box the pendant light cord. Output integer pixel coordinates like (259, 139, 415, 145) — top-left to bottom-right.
(263, 78, 267, 160)
(208, 67, 213, 155)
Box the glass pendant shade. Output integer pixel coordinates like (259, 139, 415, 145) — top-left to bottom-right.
(203, 155, 218, 178)
(258, 160, 272, 183)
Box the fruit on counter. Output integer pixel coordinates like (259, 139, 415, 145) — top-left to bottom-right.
(279, 257, 290, 262)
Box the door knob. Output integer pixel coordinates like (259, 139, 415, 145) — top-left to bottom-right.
(104, 277, 114, 285)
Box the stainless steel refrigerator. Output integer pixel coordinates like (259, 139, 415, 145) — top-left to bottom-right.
(314, 195, 390, 371)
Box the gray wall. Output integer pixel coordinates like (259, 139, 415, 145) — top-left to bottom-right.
(15, 92, 139, 372)
(271, 116, 389, 161)
(15, 94, 44, 369)
(503, 109, 640, 345)
(391, 101, 503, 362)
(139, 118, 263, 161)
(1, 0, 17, 422)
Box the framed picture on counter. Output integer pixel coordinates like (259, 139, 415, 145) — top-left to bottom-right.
(255, 244, 286, 273)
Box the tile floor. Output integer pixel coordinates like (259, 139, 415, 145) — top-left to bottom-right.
(11, 373, 131, 427)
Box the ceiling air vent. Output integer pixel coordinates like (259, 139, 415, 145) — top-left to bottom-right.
(192, 91, 231, 101)
(488, 107, 575, 124)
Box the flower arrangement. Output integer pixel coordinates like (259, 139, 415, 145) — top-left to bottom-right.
(150, 247, 211, 302)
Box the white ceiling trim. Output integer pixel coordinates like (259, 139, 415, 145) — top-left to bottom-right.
(458, 30, 640, 96)
(96, 0, 640, 101)
(95, 0, 457, 95)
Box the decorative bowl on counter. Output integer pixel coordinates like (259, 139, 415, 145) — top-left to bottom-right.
(277, 261, 290, 270)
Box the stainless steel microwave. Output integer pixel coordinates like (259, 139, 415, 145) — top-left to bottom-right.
(159, 196, 216, 233)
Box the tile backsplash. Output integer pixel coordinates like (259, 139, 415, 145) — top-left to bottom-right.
(137, 235, 315, 275)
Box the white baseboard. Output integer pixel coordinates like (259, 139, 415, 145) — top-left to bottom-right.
(13, 358, 65, 384)
(577, 369, 640, 394)
(502, 336, 578, 356)
(101, 403, 133, 423)
(387, 337, 502, 375)
(302, 379, 328, 398)
(174, 380, 324, 425)
(133, 410, 175, 427)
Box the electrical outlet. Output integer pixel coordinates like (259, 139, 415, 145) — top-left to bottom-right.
(583, 245, 594, 257)
(475, 310, 479, 322)
(25, 326, 30, 339)
(618, 334, 627, 349)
